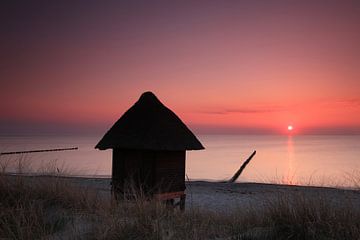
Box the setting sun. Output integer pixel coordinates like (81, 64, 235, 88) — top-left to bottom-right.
(288, 125, 293, 131)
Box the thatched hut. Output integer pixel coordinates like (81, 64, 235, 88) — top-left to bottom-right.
(95, 91, 204, 209)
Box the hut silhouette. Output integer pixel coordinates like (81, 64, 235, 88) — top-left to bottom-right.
(96, 91, 204, 209)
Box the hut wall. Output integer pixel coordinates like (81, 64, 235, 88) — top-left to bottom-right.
(112, 149, 156, 193)
(112, 149, 185, 195)
(154, 151, 185, 193)
(112, 149, 125, 185)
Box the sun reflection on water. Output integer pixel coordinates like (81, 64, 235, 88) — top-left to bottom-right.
(284, 135, 295, 184)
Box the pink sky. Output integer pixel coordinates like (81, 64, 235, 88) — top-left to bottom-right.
(1, 1, 360, 135)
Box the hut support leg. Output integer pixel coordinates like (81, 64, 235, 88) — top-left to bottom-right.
(179, 194, 186, 211)
(111, 183, 116, 200)
(165, 199, 174, 208)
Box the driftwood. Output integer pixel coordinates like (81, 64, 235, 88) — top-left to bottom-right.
(0, 147, 78, 155)
(228, 150, 256, 183)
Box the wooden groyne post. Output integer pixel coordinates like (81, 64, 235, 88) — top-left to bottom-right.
(0, 147, 78, 155)
(228, 150, 256, 183)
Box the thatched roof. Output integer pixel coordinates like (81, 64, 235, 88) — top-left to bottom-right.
(95, 92, 204, 151)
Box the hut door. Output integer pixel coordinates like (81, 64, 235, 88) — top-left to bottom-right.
(140, 151, 156, 193)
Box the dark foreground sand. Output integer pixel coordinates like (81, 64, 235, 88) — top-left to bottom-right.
(14, 175, 359, 213)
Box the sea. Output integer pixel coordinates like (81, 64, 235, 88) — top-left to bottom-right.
(0, 134, 359, 187)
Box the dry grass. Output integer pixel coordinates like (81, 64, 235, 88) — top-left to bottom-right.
(0, 157, 359, 239)
(0, 176, 62, 239)
(261, 193, 360, 239)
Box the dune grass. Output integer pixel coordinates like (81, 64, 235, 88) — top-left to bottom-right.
(0, 157, 359, 239)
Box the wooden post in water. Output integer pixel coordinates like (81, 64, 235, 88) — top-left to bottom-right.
(228, 150, 256, 183)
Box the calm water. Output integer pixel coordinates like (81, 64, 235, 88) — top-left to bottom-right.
(1, 134, 359, 187)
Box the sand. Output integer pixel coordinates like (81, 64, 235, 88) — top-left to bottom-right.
(16, 175, 359, 213)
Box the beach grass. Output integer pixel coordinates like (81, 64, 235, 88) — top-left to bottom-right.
(0, 158, 359, 239)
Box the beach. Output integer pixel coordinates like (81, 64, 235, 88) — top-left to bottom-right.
(6, 175, 359, 212)
(2, 174, 360, 239)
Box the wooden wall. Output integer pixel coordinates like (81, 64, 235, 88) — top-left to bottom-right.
(154, 151, 185, 193)
(112, 149, 185, 195)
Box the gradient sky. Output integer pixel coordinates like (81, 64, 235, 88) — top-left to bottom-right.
(1, 0, 360, 135)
